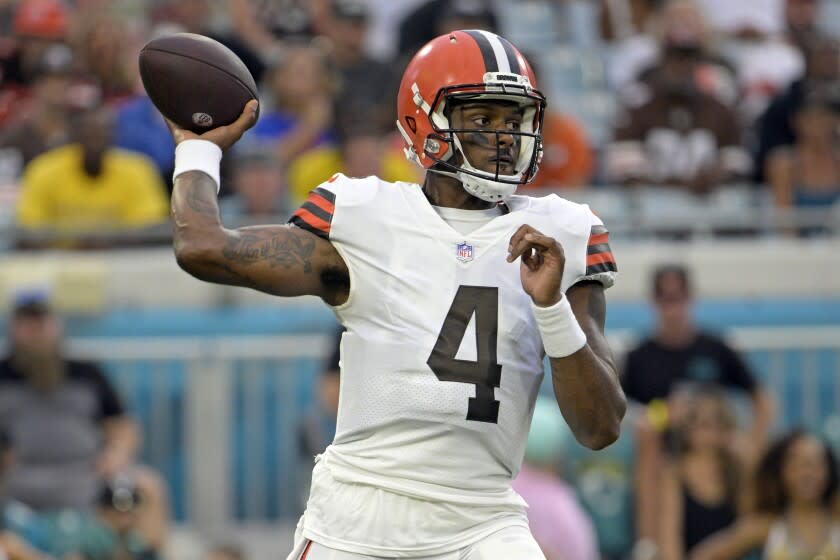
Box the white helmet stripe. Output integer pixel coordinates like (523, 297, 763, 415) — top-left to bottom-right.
(477, 30, 511, 74)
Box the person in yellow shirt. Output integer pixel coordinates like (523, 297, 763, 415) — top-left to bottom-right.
(16, 105, 169, 246)
(287, 129, 423, 206)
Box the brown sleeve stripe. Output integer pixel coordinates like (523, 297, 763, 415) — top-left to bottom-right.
(290, 210, 330, 239)
(288, 188, 336, 239)
(586, 224, 617, 274)
(299, 199, 332, 224)
(312, 187, 336, 208)
(586, 261, 618, 275)
(587, 243, 612, 256)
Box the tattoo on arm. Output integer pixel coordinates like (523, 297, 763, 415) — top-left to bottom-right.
(222, 229, 316, 273)
(179, 172, 221, 218)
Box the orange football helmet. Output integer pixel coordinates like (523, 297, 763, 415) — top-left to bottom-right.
(397, 30, 546, 201)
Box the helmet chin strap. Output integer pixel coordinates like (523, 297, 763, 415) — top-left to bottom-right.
(426, 166, 518, 203)
(448, 134, 523, 202)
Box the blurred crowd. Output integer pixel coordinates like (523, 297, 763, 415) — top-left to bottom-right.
(0, 0, 839, 559)
(0, 0, 836, 248)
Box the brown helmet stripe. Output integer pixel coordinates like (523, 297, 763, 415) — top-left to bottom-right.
(464, 29, 498, 73)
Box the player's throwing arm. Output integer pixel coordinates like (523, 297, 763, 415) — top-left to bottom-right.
(166, 102, 350, 306)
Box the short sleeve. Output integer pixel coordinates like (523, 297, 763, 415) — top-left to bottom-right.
(718, 340, 758, 393)
(288, 176, 338, 240)
(575, 209, 617, 288)
(82, 362, 126, 420)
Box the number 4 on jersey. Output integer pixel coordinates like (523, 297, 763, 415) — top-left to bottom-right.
(427, 286, 502, 424)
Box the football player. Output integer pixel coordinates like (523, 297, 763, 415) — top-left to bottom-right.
(166, 30, 626, 560)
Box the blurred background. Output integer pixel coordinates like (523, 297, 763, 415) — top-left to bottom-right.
(0, 0, 839, 559)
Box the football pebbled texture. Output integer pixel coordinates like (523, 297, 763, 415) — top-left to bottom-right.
(139, 33, 259, 134)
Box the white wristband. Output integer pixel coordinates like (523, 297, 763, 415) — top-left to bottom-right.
(532, 295, 587, 358)
(173, 139, 223, 193)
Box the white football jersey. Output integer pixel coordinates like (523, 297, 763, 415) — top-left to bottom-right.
(289, 174, 616, 551)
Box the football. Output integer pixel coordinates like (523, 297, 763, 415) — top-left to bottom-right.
(138, 33, 259, 134)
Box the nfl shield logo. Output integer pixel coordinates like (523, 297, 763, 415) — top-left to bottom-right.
(456, 242, 474, 262)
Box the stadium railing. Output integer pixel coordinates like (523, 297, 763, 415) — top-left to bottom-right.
(1, 185, 838, 249)
(58, 326, 840, 529)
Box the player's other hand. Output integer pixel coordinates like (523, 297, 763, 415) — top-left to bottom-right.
(164, 100, 259, 150)
(507, 224, 565, 307)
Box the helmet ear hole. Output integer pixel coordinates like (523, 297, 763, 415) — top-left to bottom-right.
(405, 116, 417, 134)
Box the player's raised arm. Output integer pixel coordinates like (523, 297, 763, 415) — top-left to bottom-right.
(508, 224, 626, 450)
(167, 102, 348, 304)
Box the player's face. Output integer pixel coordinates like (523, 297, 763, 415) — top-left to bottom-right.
(449, 100, 525, 176)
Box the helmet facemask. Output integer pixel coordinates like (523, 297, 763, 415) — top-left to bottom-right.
(424, 81, 546, 202)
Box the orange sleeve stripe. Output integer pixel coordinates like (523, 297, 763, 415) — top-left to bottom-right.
(587, 252, 616, 267)
(588, 232, 609, 246)
(307, 192, 335, 216)
(292, 208, 331, 234)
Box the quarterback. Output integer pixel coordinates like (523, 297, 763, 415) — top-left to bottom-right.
(167, 30, 626, 560)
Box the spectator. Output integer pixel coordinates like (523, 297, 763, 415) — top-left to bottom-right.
(511, 396, 599, 560)
(659, 388, 742, 560)
(157, 0, 266, 84)
(0, 287, 141, 511)
(72, 15, 136, 105)
(220, 148, 290, 225)
(206, 542, 245, 560)
(692, 0, 783, 37)
(286, 110, 420, 205)
(609, 0, 738, 107)
(766, 92, 840, 214)
(41, 473, 166, 559)
(240, 44, 336, 165)
(0, 430, 51, 560)
(397, 0, 498, 60)
(600, 0, 658, 41)
(0, 43, 73, 183)
(15, 104, 169, 246)
(624, 265, 774, 457)
(607, 37, 751, 193)
(226, 0, 325, 52)
(0, 0, 70, 125)
(526, 110, 594, 190)
(322, 0, 394, 134)
(113, 94, 176, 189)
(518, 51, 594, 190)
(784, 0, 818, 51)
(621, 265, 773, 545)
(754, 35, 840, 183)
(692, 430, 840, 560)
(87, 474, 160, 559)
